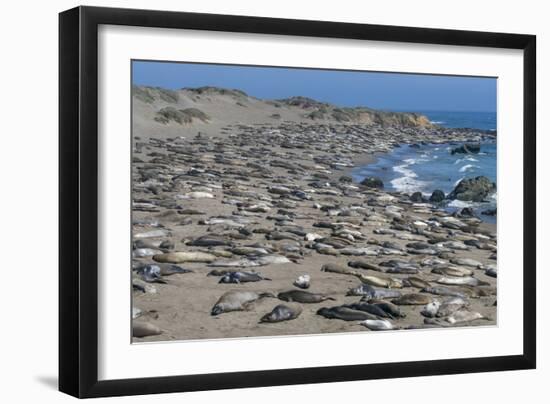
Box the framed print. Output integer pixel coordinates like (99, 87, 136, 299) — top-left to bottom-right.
(59, 6, 536, 398)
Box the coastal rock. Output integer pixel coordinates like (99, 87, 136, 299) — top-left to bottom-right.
(457, 207, 476, 217)
(339, 175, 353, 183)
(410, 192, 425, 203)
(451, 143, 481, 155)
(360, 176, 384, 189)
(448, 176, 496, 202)
(482, 208, 497, 216)
(429, 189, 446, 203)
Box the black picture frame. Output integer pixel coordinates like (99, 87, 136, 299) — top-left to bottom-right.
(59, 5, 536, 398)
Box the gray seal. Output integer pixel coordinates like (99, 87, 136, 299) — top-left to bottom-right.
(347, 283, 401, 299)
(317, 306, 378, 321)
(392, 293, 433, 305)
(345, 302, 394, 319)
(260, 304, 302, 323)
(211, 290, 275, 315)
(133, 321, 162, 338)
(218, 271, 271, 284)
(278, 290, 335, 303)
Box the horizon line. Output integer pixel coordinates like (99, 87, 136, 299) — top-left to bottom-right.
(132, 84, 496, 114)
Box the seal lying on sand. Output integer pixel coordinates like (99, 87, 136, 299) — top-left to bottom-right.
(352, 273, 402, 289)
(218, 271, 271, 284)
(320, 263, 355, 275)
(293, 274, 311, 289)
(392, 293, 433, 305)
(260, 304, 302, 323)
(436, 276, 489, 287)
(367, 299, 406, 318)
(359, 319, 394, 331)
(345, 302, 392, 318)
(211, 291, 275, 315)
(317, 306, 377, 321)
(278, 290, 334, 303)
(153, 251, 216, 263)
(133, 321, 162, 337)
(347, 260, 384, 272)
(347, 283, 401, 299)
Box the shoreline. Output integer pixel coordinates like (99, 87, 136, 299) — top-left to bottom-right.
(131, 121, 497, 342)
(346, 140, 497, 225)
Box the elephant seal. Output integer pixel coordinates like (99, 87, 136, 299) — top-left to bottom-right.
(345, 302, 392, 318)
(431, 266, 473, 277)
(135, 264, 167, 283)
(385, 266, 419, 274)
(347, 283, 402, 299)
(208, 258, 262, 268)
(347, 260, 383, 272)
(402, 276, 431, 289)
(132, 248, 163, 258)
(444, 310, 486, 324)
(450, 257, 483, 268)
(421, 286, 467, 298)
(133, 321, 162, 338)
(260, 304, 302, 323)
(231, 246, 270, 256)
(359, 319, 394, 331)
(219, 271, 271, 284)
(186, 235, 233, 247)
(134, 239, 174, 250)
(367, 299, 406, 318)
(135, 263, 192, 278)
(436, 276, 489, 287)
(158, 264, 193, 275)
(278, 290, 335, 303)
(317, 306, 377, 321)
(421, 300, 441, 318)
(153, 251, 216, 263)
(134, 229, 170, 239)
(352, 273, 402, 289)
(211, 291, 275, 315)
(436, 297, 469, 317)
(293, 274, 311, 289)
(392, 293, 432, 305)
(484, 265, 497, 278)
(321, 263, 354, 275)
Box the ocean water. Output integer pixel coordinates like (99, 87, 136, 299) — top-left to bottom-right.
(421, 110, 496, 131)
(352, 111, 497, 222)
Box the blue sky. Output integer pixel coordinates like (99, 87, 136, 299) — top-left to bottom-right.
(132, 61, 496, 113)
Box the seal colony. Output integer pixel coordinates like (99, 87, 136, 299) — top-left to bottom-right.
(131, 85, 497, 341)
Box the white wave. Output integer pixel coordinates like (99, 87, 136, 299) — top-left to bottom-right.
(431, 121, 446, 124)
(459, 164, 480, 173)
(464, 156, 479, 162)
(403, 158, 417, 165)
(390, 177, 428, 193)
(393, 164, 417, 178)
(453, 177, 464, 187)
(447, 199, 474, 208)
(391, 164, 428, 193)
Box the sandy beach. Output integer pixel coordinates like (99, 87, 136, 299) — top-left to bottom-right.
(131, 86, 497, 342)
